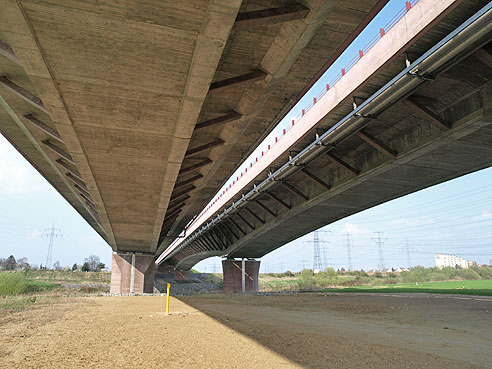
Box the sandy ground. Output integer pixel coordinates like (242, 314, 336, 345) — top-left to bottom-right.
(0, 293, 491, 368)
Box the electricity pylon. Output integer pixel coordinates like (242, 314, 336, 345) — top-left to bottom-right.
(41, 221, 62, 269)
(372, 232, 388, 271)
(304, 230, 331, 272)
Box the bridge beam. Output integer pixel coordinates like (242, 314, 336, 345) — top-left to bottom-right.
(0, 40, 21, 65)
(0, 76, 48, 113)
(195, 111, 242, 130)
(170, 185, 196, 201)
(301, 168, 330, 189)
(185, 139, 225, 157)
(24, 114, 63, 143)
(110, 253, 154, 294)
(325, 153, 359, 176)
(234, 4, 310, 30)
(356, 130, 397, 158)
(403, 98, 450, 131)
(208, 71, 267, 93)
(174, 174, 203, 189)
(222, 259, 260, 293)
(178, 159, 212, 175)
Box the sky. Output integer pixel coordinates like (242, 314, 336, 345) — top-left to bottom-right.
(0, 134, 112, 269)
(1, 0, 491, 272)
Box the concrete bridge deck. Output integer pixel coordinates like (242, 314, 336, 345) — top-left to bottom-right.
(0, 0, 386, 260)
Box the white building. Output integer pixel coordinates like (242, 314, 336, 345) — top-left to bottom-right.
(435, 253, 476, 269)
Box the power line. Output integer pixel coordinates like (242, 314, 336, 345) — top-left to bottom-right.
(304, 230, 330, 272)
(399, 236, 417, 268)
(299, 259, 308, 271)
(372, 232, 387, 270)
(349, 184, 492, 223)
(41, 221, 62, 269)
(344, 233, 353, 272)
(383, 217, 492, 234)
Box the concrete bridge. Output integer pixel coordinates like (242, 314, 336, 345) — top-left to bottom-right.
(0, 0, 491, 293)
(157, 0, 492, 291)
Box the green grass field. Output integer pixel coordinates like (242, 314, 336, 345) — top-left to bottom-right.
(318, 279, 492, 296)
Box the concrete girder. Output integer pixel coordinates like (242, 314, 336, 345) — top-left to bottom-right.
(234, 3, 310, 30)
(356, 130, 398, 159)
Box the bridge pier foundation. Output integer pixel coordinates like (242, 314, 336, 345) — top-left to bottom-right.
(222, 259, 260, 293)
(110, 253, 154, 294)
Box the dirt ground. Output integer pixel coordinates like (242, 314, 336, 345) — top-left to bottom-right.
(0, 293, 491, 368)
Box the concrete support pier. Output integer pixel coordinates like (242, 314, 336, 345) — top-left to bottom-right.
(222, 259, 260, 293)
(110, 253, 155, 294)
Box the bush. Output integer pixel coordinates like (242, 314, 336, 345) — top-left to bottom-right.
(297, 269, 315, 289)
(457, 268, 481, 280)
(0, 272, 27, 296)
(315, 268, 338, 287)
(476, 265, 492, 279)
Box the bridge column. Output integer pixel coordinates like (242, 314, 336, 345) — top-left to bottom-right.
(222, 259, 260, 293)
(110, 253, 155, 294)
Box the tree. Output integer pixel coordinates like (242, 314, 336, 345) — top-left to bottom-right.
(16, 257, 30, 270)
(6, 255, 16, 271)
(72, 263, 78, 271)
(53, 261, 62, 271)
(96, 262, 105, 271)
(81, 262, 90, 272)
(84, 255, 101, 272)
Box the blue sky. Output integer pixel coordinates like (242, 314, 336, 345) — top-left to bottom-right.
(1, 0, 490, 271)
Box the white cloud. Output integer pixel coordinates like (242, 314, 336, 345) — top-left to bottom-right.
(26, 229, 42, 240)
(472, 211, 492, 221)
(337, 223, 372, 236)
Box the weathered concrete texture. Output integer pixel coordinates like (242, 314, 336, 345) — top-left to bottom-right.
(0, 0, 242, 254)
(110, 253, 154, 294)
(222, 259, 260, 293)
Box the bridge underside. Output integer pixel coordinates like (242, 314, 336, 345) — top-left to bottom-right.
(165, 1, 492, 270)
(0, 0, 386, 259)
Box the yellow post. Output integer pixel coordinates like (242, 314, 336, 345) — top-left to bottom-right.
(166, 283, 170, 315)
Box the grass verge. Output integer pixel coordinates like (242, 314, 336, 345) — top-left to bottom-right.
(316, 280, 492, 296)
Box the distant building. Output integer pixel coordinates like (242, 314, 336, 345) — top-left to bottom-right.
(435, 253, 476, 269)
(395, 267, 410, 273)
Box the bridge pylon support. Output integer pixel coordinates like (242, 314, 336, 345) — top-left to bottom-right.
(222, 259, 260, 293)
(110, 253, 155, 294)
